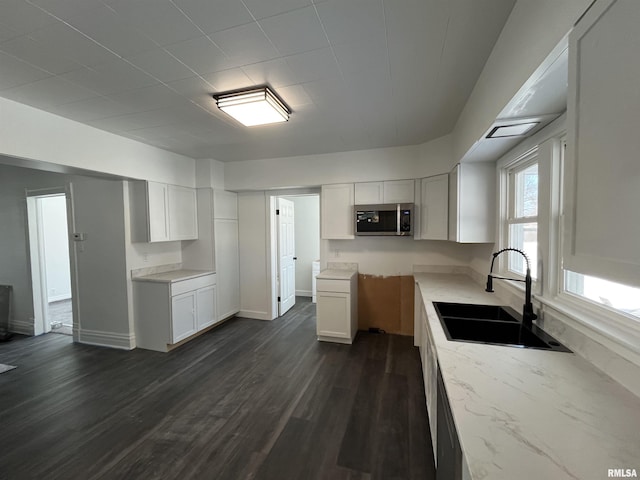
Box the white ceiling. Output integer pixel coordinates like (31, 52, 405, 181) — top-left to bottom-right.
(0, 0, 516, 162)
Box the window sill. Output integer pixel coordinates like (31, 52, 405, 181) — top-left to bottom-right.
(490, 274, 640, 360)
(537, 294, 640, 359)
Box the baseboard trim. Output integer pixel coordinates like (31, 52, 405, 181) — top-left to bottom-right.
(78, 328, 135, 350)
(296, 290, 312, 297)
(9, 319, 34, 336)
(237, 310, 274, 321)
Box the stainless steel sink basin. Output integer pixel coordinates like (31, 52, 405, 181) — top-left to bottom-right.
(433, 302, 571, 352)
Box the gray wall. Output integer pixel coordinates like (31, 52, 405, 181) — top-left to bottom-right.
(0, 163, 131, 343)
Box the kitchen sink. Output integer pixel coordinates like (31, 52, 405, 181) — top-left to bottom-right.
(433, 302, 571, 352)
(433, 302, 519, 322)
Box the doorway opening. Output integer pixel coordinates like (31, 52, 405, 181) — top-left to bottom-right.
(26, 190, 74, 336)
(271, 194, 320, 318)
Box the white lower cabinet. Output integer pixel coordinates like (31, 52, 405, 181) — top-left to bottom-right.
(416, 290, 438, 465)
(316, 271, 358, 344)
(134, 272, 217, 352)
(171, 291, 197, 343)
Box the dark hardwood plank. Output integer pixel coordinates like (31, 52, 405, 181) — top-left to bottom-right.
(0, 298, 434, 480)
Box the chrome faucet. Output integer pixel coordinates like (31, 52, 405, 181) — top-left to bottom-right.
(485, 248, 538, 329)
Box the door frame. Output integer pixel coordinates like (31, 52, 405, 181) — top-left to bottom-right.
(25, 185, 79, 337)
(266, 189, 320, 320)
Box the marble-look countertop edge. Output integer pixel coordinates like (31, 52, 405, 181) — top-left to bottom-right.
(316, 269, 357, 280)
(132, 269, 215, 283)
(414, 272, 640, 480)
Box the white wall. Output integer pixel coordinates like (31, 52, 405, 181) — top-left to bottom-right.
(289, 195, 320, 297)
(451, 0, 592, 163)
(195, 158, 225, 189)
(40, 195, 71, 302)
(237, 191, 272, 320)
(323, 238, 478, 276)
(0, 97, 195, 186)
(225, 136, 453, 191)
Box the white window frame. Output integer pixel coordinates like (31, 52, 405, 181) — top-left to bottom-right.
(499, 147, 539, 280)
(497, 118, 640, 369)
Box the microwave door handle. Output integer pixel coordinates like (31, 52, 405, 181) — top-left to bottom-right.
(396, 204, 400, 235)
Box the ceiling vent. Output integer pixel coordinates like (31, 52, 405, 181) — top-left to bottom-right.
(486, 122, 539, 139)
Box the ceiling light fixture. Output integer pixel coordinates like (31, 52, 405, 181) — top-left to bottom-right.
(486, 122, 539, 138)
(214, 87, 290, 127)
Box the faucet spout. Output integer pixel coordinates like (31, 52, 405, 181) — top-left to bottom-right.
(485, 248, 538, 329)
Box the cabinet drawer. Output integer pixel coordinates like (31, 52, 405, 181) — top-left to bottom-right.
(171, 274, 216, 296)
(316, 278, 351, 294)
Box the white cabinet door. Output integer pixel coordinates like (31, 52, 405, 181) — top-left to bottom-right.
(354, 182, 384, 204)
(316, 291, 351, 339)
(196, 284, 217, 330)
(420, 174, 448, 240)
(171, 291, 197, 343)
(168, 185, 198, 240)
(321, 184, 354, 239)
(214, 218, 240, 320)
(448, 163, 495, 243)
(383, 179, 415, 203)
(147, 182, 169, 242)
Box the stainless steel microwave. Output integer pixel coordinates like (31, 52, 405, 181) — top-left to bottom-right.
(355, 203, 414, 236)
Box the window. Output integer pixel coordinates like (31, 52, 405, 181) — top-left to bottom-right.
(505, 154, 538, 278)
(564, 271, 640, 319)
(558, 139, 640, 322)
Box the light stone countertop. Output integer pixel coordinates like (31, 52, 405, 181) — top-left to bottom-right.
(415, 273, 640, 480)
(132, 269, 215, 283)
(316, 269, 357, 280)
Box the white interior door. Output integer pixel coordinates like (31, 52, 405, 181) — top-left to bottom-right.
(278, 198, 296, 316)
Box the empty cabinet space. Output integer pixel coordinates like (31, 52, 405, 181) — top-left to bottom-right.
(316, 269, 358, 344)
(133, 270, 217, 352)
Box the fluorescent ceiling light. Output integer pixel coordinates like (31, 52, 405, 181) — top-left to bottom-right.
(215, 87, 290, 127)
(486, 122, 539, 138)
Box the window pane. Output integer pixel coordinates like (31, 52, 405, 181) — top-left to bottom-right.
(565, 271, 640, 318)
(508, 223, 537, 278)
(515, 163, 538, 218)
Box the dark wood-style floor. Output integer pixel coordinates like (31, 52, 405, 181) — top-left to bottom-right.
(0, 298, 434, 480)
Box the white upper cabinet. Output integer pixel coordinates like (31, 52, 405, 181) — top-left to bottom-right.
(147, 182, 169, 242)
(417, 174, 448, 240)
(564, 0, 640, 286)
(354, 182, 384, 204)
(130, 181, 198, 243)
(383, 179, 415, 204)
(354, 180, 415, 204)
(448, 163, 495, 243)
(168, 185, 198, 240)
(321, 183, 355, 239)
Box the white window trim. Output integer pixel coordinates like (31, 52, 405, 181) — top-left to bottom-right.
(498, 147, 539, 280)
